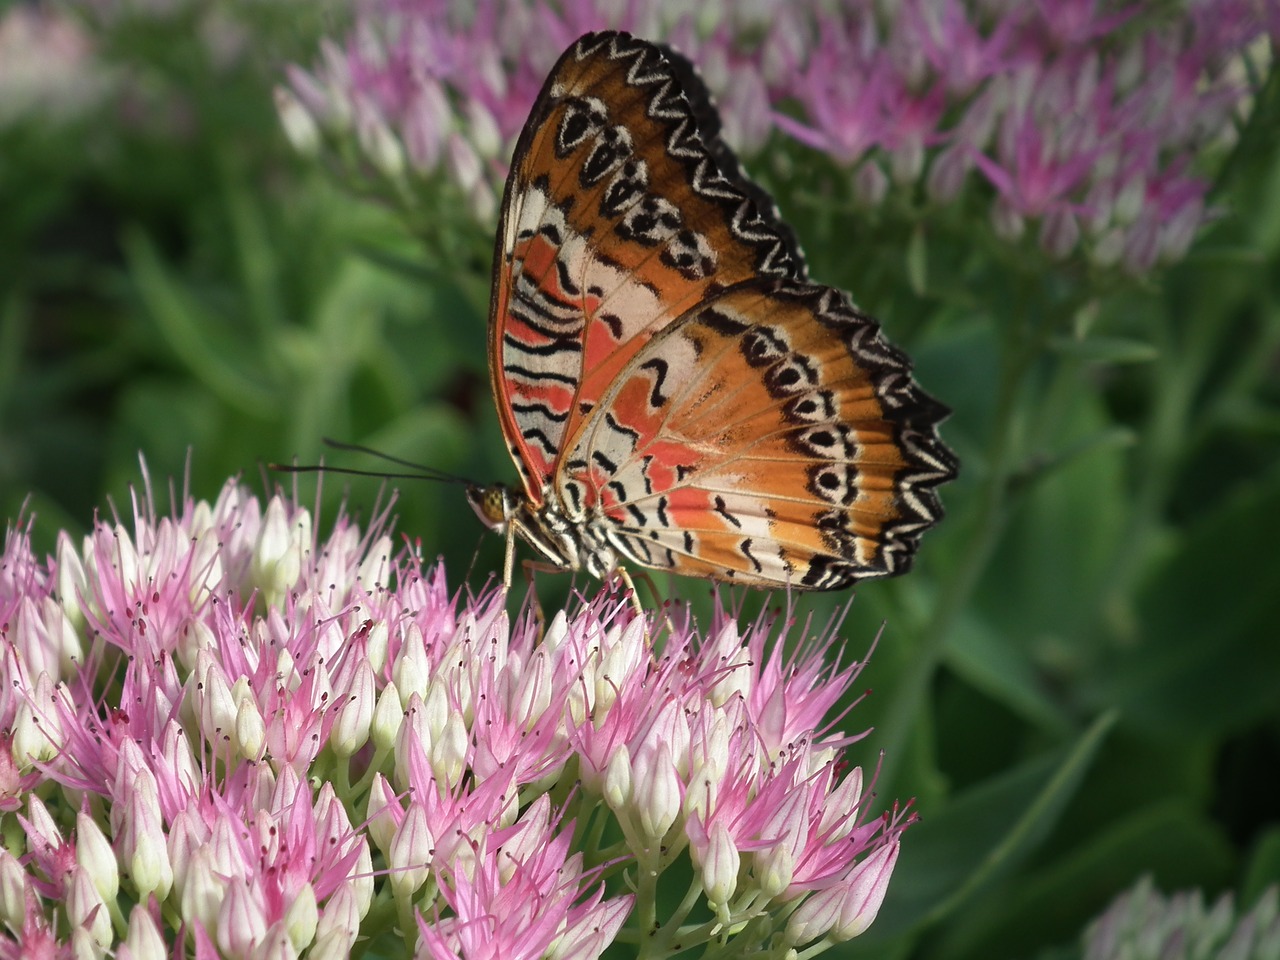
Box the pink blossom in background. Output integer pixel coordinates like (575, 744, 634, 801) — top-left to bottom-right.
(0, 470, 904, 958)
(278, 0, 1272, 272)
(0, 5, 107, 127)
(1081, 876, 1280, 960)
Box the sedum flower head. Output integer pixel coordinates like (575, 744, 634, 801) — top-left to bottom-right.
(0, 468, 906, 958)
(282, 0, 1272, 273)
(1081, 876, 1280, 960)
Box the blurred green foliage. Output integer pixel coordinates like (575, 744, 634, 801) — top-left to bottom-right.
(2, 3, 1278, 959)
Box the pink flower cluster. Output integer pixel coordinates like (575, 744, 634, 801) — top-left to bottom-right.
(1083, 876, 1280, 960)
(0, 472, 905, 959)
(278, 0, 1273, 272)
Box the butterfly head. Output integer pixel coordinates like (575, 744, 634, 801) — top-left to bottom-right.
(466, 483, 519, 533)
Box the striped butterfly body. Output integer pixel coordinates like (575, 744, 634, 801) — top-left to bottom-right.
(467, 31, 958, 591)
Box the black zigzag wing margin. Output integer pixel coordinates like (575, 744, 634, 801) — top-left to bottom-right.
(569, 31, 808, 284)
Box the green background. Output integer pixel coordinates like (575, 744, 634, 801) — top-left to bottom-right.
(3, 3, 1278, 957)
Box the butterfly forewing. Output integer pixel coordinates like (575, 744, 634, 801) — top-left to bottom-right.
(490, 32, 806, 503)
(557, 279, 956, 590)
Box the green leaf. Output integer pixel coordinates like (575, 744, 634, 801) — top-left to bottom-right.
(1048, 335, 1159, 364)
(850, 712, 1115, 951)
(944, 609, 1072, 734)
(932, 800, 1236, 960)
(123, 227, 276, 415)
(1241, 827, 1280, 902)
(1092, 469, 1280, 736)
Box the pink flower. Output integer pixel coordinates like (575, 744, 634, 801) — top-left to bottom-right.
(415, 797, 632, 960)
(282, 0, 1269, 274)
(1, 468, 904, 957)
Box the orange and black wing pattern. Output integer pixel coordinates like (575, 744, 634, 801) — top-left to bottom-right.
(559, 280, 957, 589)
(488, 31, 806, 501)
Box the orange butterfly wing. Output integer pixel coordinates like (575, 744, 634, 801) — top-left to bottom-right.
(488, 32, 806, 503)
(556, 280, 956, 589)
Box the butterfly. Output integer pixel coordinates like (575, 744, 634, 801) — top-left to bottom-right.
(466, 31, 957, 592)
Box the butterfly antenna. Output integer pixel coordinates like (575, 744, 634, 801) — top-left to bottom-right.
(268, 437, 478, 486)
(319, 437, 472, 484)
(267, 462, 463, 484)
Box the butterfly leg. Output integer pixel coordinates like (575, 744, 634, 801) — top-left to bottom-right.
(502, 521, 518, 590)
(619, 566, 683, 643)
(611, 567, 677, 637)
(517, 556, 565, 638)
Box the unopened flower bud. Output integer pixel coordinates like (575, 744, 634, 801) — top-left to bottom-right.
(179, 845, 224, 933)
(1113, 173, 1146, 226)
(603, 745, 632, 812)
(234, 689, 266, 761)
(757, 841, 794, 900)
(403, 79, 452, 173)
(1092, 226, 1126, 267)
(125, 904, 167, 960)
(217, 878, 268, 959)
(67, 865, 112, 948)
(285, 880, 319, 950)
(0, 850, 29, 934)
(388, 805, 433, 899)
(633, 742, 681, 841)
(1123, 216, 1161, 275)
(833, 840, 900, 940)
(700, 820, 740, 907)
(251, 499, 308, 603)
(1040, 209, 1080, 260)
(890, 136, 925, 185)
(926, 145, 970, 205)
(853, 159, 889, 207)
(75, 812, 118, 905)
(463, 99, 502, 159)
(445, 133, 483, 194)
(1160, 197, 1204, 263)
(56, 532, 88, 630)
(130, 817, 173, 903)
(431, 711, 469, 788)
(371, 680, 403, 752)
(332, 658, 375, 757)
(394, 625, 430, 701)
(315, 883, 362, 951)
(13, 673, 67, 766)
(275, 86, 321, 155)
(991, 196, 1025, 241)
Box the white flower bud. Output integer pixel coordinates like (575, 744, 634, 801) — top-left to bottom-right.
(388, 805, 433, 899)
(285, 881, 319, 951)
(125, 904, 167, 960)
(332, 658, 375, 757)
(75, 812, 119, 905)
(603, 744, 632, 813)
(700, 820, 740, 907)
(179, 845, 225, 933)
(67, 866, 112, 948)
(371, 680, 403, 752)
(853, 159, 889, 207)
(275, 85, 321, 155)
(0, 850, 29, 934)
(633, 742, 681, 841)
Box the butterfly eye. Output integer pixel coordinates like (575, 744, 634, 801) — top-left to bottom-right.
(467, 485, 513, 531)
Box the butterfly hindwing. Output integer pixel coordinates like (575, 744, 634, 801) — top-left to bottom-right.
(556, 278, 957, 589)
(490, 31, 807, 502)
